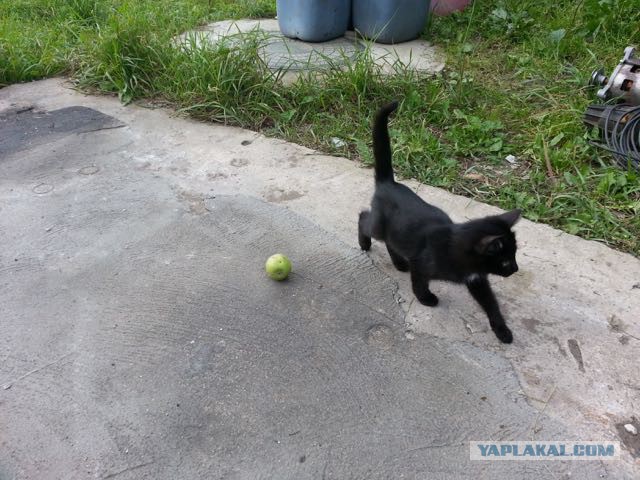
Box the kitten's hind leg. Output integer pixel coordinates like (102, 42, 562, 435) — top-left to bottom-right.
(409, 260, 438, 306)
(358, 211, 372, 251)
(386, 245, 409, 272)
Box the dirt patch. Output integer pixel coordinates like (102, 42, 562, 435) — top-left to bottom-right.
(230, 158, 249, 167)
(615, 417, 640, 458)
(567, 339, 585, 372)
(264, 187, 305, 203)
(521, 317, 540, 334)
(207, 172, 228, 181)
(178, 190, 208, 215)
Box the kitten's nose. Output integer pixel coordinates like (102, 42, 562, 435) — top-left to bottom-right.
(512, 262, 519, 273)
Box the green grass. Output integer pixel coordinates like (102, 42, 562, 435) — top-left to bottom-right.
(1, 0, 639, 254)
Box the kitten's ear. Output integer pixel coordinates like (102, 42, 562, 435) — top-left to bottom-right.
(475, 235, 503, 255)
(497, 209, 521, 227)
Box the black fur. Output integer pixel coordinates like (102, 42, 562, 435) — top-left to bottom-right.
(359, 101, 521, 344)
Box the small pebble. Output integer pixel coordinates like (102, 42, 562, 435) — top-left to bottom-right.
(624, 423, 638, 435)
(505, 154, 518, 164)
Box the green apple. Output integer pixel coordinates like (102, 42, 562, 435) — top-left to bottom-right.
(265, 254, 292, 281)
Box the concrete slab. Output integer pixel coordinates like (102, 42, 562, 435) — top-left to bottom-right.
(1, 79, 639, 479)
(176, 19, 445, 81)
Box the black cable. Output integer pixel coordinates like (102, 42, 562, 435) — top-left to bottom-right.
(591, 104, 640, 170)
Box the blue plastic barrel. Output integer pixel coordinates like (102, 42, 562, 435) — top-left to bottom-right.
(277, 0, 350, 43)
(353, 0, 431, 44)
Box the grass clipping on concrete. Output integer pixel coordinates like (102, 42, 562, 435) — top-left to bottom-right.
(1, 0, 639, 255)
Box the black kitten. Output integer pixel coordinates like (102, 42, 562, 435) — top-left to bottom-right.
(358, 101, 521, 344)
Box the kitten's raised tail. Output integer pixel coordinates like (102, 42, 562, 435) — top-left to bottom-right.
(373, 101, 399, 183)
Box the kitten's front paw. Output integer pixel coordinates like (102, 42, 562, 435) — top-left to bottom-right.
(359, 236, 371, 251)
(493, 326, 513, 344)
(417, 292, 439, 307)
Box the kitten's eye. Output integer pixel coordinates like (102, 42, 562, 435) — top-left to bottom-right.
(501, 260, 510, 268)
(487, 239, 503, 254)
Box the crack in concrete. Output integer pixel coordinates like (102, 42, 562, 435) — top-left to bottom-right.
(102, 460, 154, 479)
(77, 124, 126, 134)
(2, 352, 74, 390)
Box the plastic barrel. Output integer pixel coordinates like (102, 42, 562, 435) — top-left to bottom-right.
(277, 0, 350, 43)
(353, 0, 431, 44)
